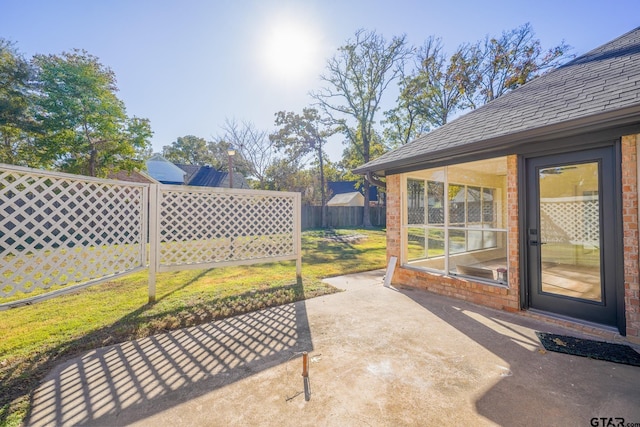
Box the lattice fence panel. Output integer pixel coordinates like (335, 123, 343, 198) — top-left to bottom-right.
(540, 196, 600, 245)
(0, 165, 147, 298)
(157, 187, 297, 268)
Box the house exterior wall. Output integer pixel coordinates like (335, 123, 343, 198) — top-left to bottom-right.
(386, 156, 520, 312)
(387, 143, 640, 342)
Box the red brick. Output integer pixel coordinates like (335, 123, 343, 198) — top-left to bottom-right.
(621, 135, 640, 339)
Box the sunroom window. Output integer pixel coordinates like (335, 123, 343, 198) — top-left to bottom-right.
(403, 157, 508, 284)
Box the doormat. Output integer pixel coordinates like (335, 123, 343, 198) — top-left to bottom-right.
(535, 332, 640, 367)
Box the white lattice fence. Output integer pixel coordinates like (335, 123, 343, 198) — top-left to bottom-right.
(148, 185, 301, 301)
(1, 164, 302, 308)
(540, 195, 600, 245)
(0, 164, 148, 308)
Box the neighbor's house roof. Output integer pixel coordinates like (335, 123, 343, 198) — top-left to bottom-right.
(328, 181, 359, 194)
(146, 154, 186, 184)
(145, 155, 250, 188)
(175, 163, 201, 183)
(354, 26, 640, 176)
(175, 164, 250, 189)
(176, 164, 226, 187)
(108, 169, 158, 184)
(189, 167, 227, 187)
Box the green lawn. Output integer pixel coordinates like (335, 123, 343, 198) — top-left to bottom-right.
(0, 228, 386, 427)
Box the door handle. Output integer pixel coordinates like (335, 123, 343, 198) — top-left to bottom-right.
(530, 241, 547, 246)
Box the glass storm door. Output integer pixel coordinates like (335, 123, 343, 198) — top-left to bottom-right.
(526, 148, 619, 328)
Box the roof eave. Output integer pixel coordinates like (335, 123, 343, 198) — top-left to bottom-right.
(353, 104, 640, 176)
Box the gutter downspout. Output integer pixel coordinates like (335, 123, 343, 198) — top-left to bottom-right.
(365, 171, 386, 189)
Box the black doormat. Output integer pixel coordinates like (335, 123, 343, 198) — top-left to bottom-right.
(536, 332, 640, 367)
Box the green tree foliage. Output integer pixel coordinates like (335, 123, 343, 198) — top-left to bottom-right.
(33, 49, 151, 177)
(270, 108, 332, 225)
(264, 157, 306, 190)
(383, 37, 478, 148)
(385, 23, 571, 148)
(381, 73, 431, 149)
(162, 135, 216, 166)
(264, 160, 342, 206)
(339, 128, 387, 187)
(475, 23, 571, 104)
(312, 29, 410, 226)
(337, 128, 387, 208)
(0, 39, 40, 166)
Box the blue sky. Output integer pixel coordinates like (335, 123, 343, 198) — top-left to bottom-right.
(2, 0, 639, 161)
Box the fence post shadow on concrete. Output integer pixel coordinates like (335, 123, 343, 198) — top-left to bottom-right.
(396, 287, 640, 425)
(27, 296, 314, 426)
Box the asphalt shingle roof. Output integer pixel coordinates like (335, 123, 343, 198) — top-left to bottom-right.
(176, 164, 227, 187)
(174, 164, 249, 188)
(354, 27, 640, 175)
(175, 164, 201, 183)
(188, 166, 227, 187)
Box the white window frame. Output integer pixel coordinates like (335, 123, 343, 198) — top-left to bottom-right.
(401, 160, 508, 283)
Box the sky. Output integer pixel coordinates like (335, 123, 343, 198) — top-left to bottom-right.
(2, 0, 639, 162)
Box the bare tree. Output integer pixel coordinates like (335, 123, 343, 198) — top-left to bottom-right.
(311, 29, 410, 227)
(220, 118, 278, 189)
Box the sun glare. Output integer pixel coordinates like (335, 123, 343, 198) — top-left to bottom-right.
(262, 21, 320, 82)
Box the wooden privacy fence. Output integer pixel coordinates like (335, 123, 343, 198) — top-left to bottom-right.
(301, 205, 386, 229)
(0, 164, 301, 309)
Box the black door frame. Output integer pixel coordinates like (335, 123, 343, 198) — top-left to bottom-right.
(519, 141, 626, 335)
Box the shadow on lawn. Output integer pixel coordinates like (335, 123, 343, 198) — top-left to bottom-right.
(1, 276, 315, 426)
(303, 237, 375, 265)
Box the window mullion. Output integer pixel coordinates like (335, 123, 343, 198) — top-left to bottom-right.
(464, 184, 468, 252)
(423, 179, 428, 260)
(444, 167, 449, 274)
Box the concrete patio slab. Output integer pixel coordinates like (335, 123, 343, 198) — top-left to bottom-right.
(28, 270, 640, 426)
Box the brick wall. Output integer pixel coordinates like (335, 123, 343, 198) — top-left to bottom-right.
(621, 135, 640, 340)
(506, 155, 520, 306)
(386, 174, 401, 263)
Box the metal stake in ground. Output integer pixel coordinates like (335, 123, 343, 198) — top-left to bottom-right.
(302, 352, 309, 378)
(302, 352, 311, 401)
